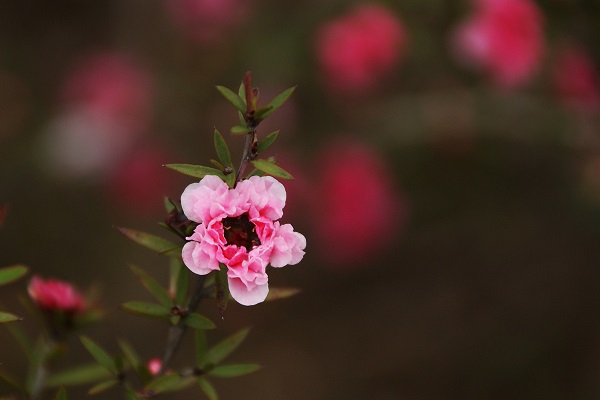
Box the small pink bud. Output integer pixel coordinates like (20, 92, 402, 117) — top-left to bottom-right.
(147, 358, 162, 376)
(28, 276, 85, 313)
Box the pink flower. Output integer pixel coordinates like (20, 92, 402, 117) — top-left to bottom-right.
(28, 276, 85, 313)
(313, 140, 407, 266)
(147, 358, 162, 376)
(181, 176, 306, 306)
(165, 0, 249, 44)
(552, 44, 600, 110)
(452, 0, 545, 88)
(315, 4, 407, 94)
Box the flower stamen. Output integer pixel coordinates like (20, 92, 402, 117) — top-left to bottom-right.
(222, 213, 260, 251)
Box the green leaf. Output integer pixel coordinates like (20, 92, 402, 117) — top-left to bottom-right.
(208, 364, 260, 378)
(197, 377, 218, 400)
(164, 164, 226, 180)
(213, 128, 233, 169)
(5, 322, 32, 359)
(0, 368, 22, 390)
(129, 265, 172, 308)
(88, 379, 118, 395)
(183, 313, 215, 330)
(237, 81, 246, 104)
(209, 159, 225, 170)
(256, 86, 296, 121)
(265, 287, 301, 302)
(215, 85, 246, 113)
(0, 311, 21, 323)
(247, 168, 265, 178)
(116, 227, 181, 257)
(195, 330, 207, 367)
(172, 258, 188, 306)
(46, 364, 112, 387)
(253, 106, 273, 121)
(117, 340, 149, 382)
(0, 264, 28, 286)
(225, 171, 235, 188)
(143, 374, 184, 395)
(26, 337, 51, 395)
(230, 125, 251, 135)
(163, 197, 176, 214)
(54, 387, 68, 400)
(80, 336, 117, 374)
(257, 130, 279, 154)
(203, 328, 250, 367)
(250, 159, 294, 180)
(121, 302, 170, 319)
(124, 387, 139, 400)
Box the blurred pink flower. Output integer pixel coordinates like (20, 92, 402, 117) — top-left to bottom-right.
(166, 0, 248, 44)
(28, 276, 85, 313)
(313, 140, 407, 266)
(147, 358, 162, 375)
(452, 0, 545, 88)
(61, 52, 153, 135)
(181, 175, 306, 306)
(315, 4, 407, 94)
(42, 52, 153, 179)
(106, 145, 175, 215)
(552, 44, 600, 110)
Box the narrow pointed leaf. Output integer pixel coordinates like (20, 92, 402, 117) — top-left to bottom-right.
(0, 369, 21, 390)
(213, 129, 233, 168)
(257, 131, 279, 154)
(195, 330, 207, 367)
(265, 287, 301, 302)
(237, 81, 246, 102)
(125, 387, 139, 400)
(257, 86, 296, 121)
(183, 313, 216, 330)
(225, 172, 235, 188)
(164, 164, 226, 180)
(0, 311, 21, 323)
(143, 374, 184, 395)
(208, 364, 260, 378)
(129, 265, 172, 307)
(5, 322, 32, 359)
(209, 159, 225, 170)
(116, 227, 180, 257)
(197, 377, 218, 400)
(54, 387, 67, 400)
(118, 340, 149, 382)
(230, 125, 251, 135)
(250, 159, 294, 180)
(203, 328, 250, 367)
(247, 168, 265, 178)
(0, 264, 28, 286)
(121, 302, 170, 319)
(80, 336, 117, 374)
(173, 258, 188, 306)
(214, 266, 229, 317)
(163, 197, 176, 214)
(88, 379, 118, 395)
(46, 364, 112, 387)
(215, 86, 246, 113)
(253, 106, 273, 121)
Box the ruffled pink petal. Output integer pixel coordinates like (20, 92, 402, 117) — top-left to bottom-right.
(182, 241, 220, 275)
(228, 276, 269, 306)
(237, 176, 286, 220)
(269, 223, 306, 268)
(181, 175, 229, 224)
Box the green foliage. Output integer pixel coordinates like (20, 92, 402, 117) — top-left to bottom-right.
(171, 258, 189, 307)
(47, 364, 112, 388)
(255, 86, 296, 121)
(214, 265, 229, 316)
(250, 159, 294, 180)
(80, 336, 118, 374)
(201, 328, 250, 368)
(129, 265, 172, 308)
(116, 227, 181, 257)
(54, 387, 67, 400)
(121, 301, 171, 320)
(265, 287, 301, 301)
(164, 164, 226, 180)
(230, 125, 251, 135)
(215, 85, 246, 113)
(0, 311, 21, 323)
(257, 130, 279, 153)
(0, 264, 28, 286)
(197, 377, 218, 400)
(208, 364, 260, 378)
(183, 312, 215, 330)
(88, 379, 118, 395)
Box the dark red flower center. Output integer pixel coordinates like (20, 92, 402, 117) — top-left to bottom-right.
(222, 214, 260, 251)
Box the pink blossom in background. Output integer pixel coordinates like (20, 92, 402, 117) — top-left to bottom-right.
(28, 276, 85, 313)
(61, 52, 153, 136)
(147, 358, 162, 375)
(42, 52, 153, 179)
(106, 145, 175, 215)
(552, 44, 600, 110)
(181, 175, 306, 306)
(315, 4, 407, 94)
(313, 140, 407, 266)
(452, 0, 545, 88)
(166, 0, 248, 44)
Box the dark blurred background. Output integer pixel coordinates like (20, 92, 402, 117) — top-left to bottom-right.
(2, 0, 600, 399)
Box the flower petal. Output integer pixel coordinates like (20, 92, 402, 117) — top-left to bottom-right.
(228, 276, 269, 306)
